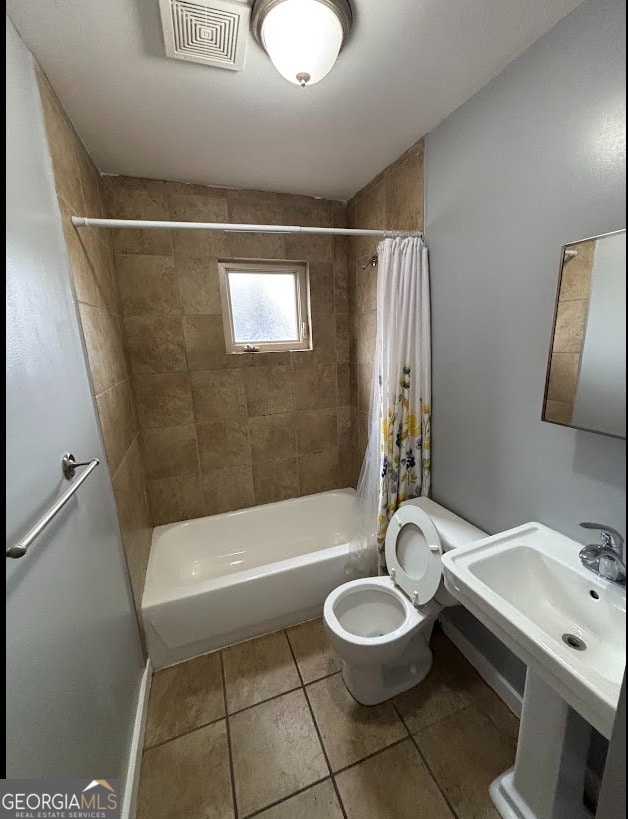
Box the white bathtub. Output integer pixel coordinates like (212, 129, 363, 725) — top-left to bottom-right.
(142, 488, 362, 669)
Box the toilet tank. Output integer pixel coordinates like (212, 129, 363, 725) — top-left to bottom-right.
(403, 497, 487, 607)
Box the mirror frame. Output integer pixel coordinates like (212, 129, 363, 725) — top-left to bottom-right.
(542, 228, 626, 440)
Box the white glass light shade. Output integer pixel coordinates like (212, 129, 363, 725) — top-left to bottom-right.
(261, 0, 344, 86)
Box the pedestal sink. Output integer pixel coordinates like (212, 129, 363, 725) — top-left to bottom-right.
(441, 522, 626, 819)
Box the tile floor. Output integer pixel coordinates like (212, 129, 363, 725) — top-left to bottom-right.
(137, 620, 519, 818)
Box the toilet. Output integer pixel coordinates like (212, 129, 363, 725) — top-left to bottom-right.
(323, 497, 486, 705)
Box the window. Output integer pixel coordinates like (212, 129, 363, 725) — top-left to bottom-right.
(218, 260, 312, 353)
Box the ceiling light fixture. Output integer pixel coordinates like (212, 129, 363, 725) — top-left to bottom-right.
(252, 0, 352, 87)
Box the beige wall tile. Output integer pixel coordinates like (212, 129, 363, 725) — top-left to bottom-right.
(61, 208, 119, 314)
(295, 409, 338, 455)
(248, 413, 297, 462)
(182, 314, 243, 371)
(166, 182, 230, 257)
(385, 147, 425, 232)
(337, 363, 352, 407)
(355, 264, 378, 315)
(544, 400, 573, 425)
(547, 353, 580, 403)
(147, 474, 204, 525)
(202, 467, 255, 515)
(190, 369, 247, 425)
(111, 438, 152, 609)
(39, 78, 153, 606)
(293, 363, 337, 411)
(553, 299, 588, 353)
(137, 721, 233, 819)
(134, 372, 194, 428)
(229, 690, 328, 816)
(102, 176, 173, 255)
(144, 652, 224, 748)
(103, 175, 364, 526)
(197, 420, 251, 472)
(176, 257, 222, 314)
(299, 452, 340, 496)
(124, 315, 186, 374)
(309, 262, 335, 317)
(335, 313, 350, 363)
(36, 70, 85, 213)
(253, 457, 299, 505)
(228, 196, 284, 226)
(78, 304, 128, 394)
(280, 196, 334, 228)
(76, 146, 105, 219)
(96, 379, 138, 476)
(354, 182, 386, 260)
(228, 232, 287, 260)
(116, 254, 180, 315)
(286, 234, 334, 264)
(245, 366, 294, 417)
(141, 424, 199, 479)
(559, 240, 595, 300)
(334, 238, 349, 314)
(358, 363, 373, 412)
(306, 313, 337, 363)
(356, 312, 377, 365)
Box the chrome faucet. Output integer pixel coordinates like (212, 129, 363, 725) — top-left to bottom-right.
(578, 522, 626, 585)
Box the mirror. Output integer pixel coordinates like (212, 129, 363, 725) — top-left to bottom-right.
(543, 229, 626, 439)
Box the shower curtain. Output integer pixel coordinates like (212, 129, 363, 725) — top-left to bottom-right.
(347, 236, 431, 576)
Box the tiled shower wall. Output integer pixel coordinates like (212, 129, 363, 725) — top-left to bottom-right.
(545, 239, 594, 425)
(102, 177, 353, 525)
(36, 71, 151, 611)
(38, 62, 425, 603)
(347, 139, 425, 467)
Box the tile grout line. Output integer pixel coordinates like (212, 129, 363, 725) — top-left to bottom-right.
(332, 736, 410, 778)
(144, 713, 227, 752)
(219, 651, 240, 819)
(284, 631, 348, 819)
(392, 701, 461, 819)
(240, 776, 332, 819)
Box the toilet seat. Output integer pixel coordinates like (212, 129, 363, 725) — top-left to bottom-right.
(384, 504, 443, 607)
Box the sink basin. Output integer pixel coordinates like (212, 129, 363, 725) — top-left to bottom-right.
(442, 522, 626, 739)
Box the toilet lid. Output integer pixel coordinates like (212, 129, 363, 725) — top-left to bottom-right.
(384, 504, 443, 607)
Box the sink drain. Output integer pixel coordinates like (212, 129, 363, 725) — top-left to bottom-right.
(562, 633, 587, 651)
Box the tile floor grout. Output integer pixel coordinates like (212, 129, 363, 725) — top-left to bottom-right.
(139, 623, 518, 819)
(392, 700, 462, 819)
(219, 651, 240, 819)
(284, 629, 349, 819)
(240, 775, 332, 819)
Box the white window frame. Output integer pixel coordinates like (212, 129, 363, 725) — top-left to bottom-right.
(218, 260, 312, 354)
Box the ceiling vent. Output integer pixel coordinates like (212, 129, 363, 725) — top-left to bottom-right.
(159, 0, 250, 72)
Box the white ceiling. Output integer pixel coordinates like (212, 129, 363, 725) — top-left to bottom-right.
(7, 0, 582, 199)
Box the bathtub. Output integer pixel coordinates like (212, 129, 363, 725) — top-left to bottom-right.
(142, 488, 363, 669)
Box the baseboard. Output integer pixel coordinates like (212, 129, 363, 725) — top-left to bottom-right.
(121, 659, 152, 819)
(440, 618, 523, 718)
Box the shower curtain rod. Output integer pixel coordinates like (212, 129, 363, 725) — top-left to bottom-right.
(70, 216, 423, 238)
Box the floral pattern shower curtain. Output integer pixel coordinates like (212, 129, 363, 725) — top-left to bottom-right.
(348, 236, 431, 575)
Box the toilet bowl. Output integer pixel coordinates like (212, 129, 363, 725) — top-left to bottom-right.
(323, 497, 486, 705)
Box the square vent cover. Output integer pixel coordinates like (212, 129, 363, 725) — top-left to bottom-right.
(159, 0, 250, 72)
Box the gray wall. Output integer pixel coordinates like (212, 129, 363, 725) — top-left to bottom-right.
(424, 0, 625, 799)
(426, 0, 625, 546)
(6, 15, 144, 781)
